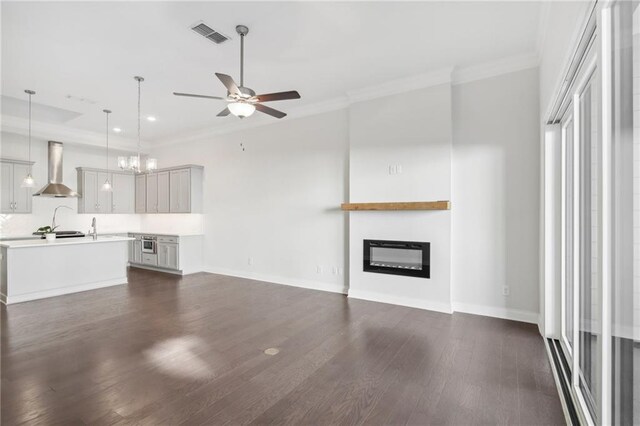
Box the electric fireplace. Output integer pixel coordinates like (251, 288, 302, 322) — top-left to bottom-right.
(363, 239, 430, 278)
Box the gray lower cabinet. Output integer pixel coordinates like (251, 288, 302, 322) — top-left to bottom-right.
(129, 239, 142, 264)
(142, 253, 158, 266)
(158, 242, 178, 270)
(1, 159, 34, 214)
(129, 233, 180, 272)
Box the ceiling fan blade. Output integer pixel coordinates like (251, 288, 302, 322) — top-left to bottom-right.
(217, 107, 231, 117)
(215, 73, 240, 95)
(256, 90, 301, 102)
(255, 103, 287, 119)
(173, 92, 225, 100)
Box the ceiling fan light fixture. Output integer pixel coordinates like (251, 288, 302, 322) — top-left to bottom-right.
(173, 24, 299, 119)
(228, 102, 255, 118)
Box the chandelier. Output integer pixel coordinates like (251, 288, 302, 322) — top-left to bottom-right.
(118, 76, 157, 173)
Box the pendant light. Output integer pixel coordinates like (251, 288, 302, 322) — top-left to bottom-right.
(118, 76, 157, 173)
(21, 89, 37, 188)
(100, 109, 113, 192)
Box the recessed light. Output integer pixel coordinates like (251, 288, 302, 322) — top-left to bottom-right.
(113, 127, 122, 133)
(147, 116, 157, 122)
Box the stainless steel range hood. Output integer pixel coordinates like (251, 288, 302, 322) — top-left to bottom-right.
(33, 141, 79, 197)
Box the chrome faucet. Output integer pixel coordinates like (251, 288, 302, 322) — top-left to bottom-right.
(51, 205, 73, 231)
(89, 217, 97, 240)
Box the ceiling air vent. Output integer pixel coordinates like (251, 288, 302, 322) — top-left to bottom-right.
(190, 22, 229, 44)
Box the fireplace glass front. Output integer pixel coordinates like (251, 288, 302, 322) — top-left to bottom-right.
(363, 239, 430, 278)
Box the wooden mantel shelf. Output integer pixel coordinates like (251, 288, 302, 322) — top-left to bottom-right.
(340, 201, 451, 211)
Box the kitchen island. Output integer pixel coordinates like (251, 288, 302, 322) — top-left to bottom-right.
(0, 236, 133, 304)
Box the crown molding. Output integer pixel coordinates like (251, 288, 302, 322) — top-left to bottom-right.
(153, 70, 454, 147)
(1, 115, 147, 153)
(288, 96, 350, 120)
(451, 52, 539, 86)
(346, 67, 453, 104)
(4, 51, 541, 150)
(154, 53, 540, 148)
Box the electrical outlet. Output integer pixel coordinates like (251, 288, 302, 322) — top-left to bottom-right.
(502, 286, 510, 296)
(396, 164, 402, 174)
(316, 265, 323, 274)
(332, 267, 338, 275)
(338, 267, 343, 275)
(389, 165, 395, 175)
(248, 257, 253, 266)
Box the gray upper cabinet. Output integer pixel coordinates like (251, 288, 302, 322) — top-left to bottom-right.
(157, 171, 170, 213)
(146, 173, 158, 213)
(170, 169, 190, 213)
(112, 173, 135, 213)
(135, 175, 146, 213)
(97, 171, 111, 213)
(145, 171, 169, 213)
(77, 168, 134, 214)
(134, 165, 202, 214)
(1, 159, 34, 214)
(80, 170, 100, 213)
(1, 162, 12, 213)
(170, 166, 202, 213)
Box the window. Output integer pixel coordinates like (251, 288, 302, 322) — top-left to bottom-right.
(552, 2, 640, 424)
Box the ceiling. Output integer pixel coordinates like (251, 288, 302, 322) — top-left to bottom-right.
(2, 1, 542, 146)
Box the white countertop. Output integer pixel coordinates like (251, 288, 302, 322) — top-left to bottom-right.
(0, 231, 204, 241)
(128, 232, 204, 237)
(0, 236, 134, 249)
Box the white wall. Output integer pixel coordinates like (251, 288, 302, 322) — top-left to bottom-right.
(148, 70, 542, 323)
(150, 110, 349, 293)
(0, 132, 142, 236)
(1, 68, 544, 324)
(348, 83, 453, 313)
(451, 68, 540, 322)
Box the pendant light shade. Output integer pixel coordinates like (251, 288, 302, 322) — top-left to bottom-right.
(118, 156, 129, 169)
(101, 109, 113, 192)
(22, 90, 37, 188)
(146, 158, 158, 171)
(21, 173, 36, 188)
(101, 180, 113, 192)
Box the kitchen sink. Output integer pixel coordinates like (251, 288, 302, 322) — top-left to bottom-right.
(32, 231, 86, 239)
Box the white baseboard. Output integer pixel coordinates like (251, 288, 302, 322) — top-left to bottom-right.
(203, 266, 348, 295)
(2, 277, 128, 305)
(348, 289, 453, 314)
(129, 263, 183, 275)
(452, 302, 538, 324)
(199, 269, 537, 324)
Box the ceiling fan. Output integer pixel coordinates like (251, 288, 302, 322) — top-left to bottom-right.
(173, 25, 301, 119)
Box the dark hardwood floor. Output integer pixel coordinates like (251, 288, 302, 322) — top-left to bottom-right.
(1, 268, 565, 425)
